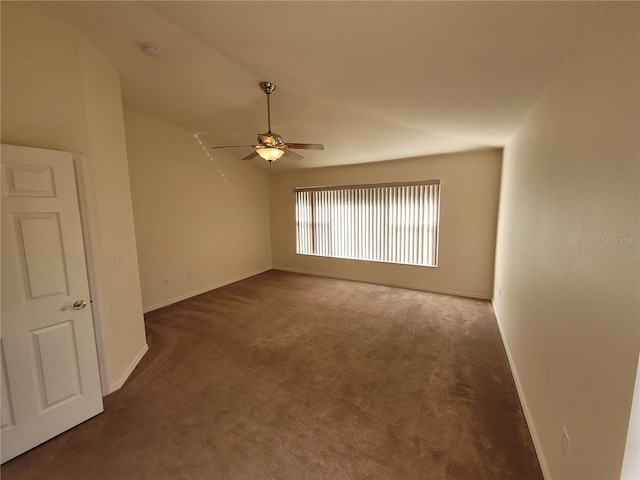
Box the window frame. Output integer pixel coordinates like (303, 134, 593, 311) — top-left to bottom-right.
(295, 180, 441, 268)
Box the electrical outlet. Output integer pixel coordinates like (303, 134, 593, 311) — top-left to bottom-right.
(561, 427, 570, 459)
(186, 273, 192, 280)
(163, 278, 169, 287)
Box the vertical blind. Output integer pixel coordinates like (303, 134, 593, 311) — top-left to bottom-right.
(295, 180, 441, 267)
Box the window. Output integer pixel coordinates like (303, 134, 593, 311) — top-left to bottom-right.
(295, 180, 440, 267)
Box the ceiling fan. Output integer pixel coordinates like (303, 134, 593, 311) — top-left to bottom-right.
(211, 82, 324, 163)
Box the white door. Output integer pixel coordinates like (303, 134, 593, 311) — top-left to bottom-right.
(1, 144, 103, 463)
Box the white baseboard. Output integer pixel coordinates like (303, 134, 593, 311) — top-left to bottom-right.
(142, 267, 272, 313)
(107, 343, 149, 394)
(491, 300, 552, 480)
(272, 265, 491, 300)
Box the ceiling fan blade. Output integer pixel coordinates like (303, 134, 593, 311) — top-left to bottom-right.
(211, 144, 256, 149)
(285, 143, 324, 150)
(242, 150, 259, 160)
(283, 148, 304, 160)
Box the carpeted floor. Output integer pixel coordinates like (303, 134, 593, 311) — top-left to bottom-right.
(2, 270, 542, 479)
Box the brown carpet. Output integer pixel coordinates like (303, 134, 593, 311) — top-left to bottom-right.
(2, 270, 542, 480)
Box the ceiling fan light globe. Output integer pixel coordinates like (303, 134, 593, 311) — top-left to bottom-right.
(256, 147, 284, 162)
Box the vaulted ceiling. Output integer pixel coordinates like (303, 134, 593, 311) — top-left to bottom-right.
(40, 1, 610, 170)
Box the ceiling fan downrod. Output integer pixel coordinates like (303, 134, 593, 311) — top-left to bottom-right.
(260, 82, 276, 133)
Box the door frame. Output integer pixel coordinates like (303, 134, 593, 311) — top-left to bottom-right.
(71, 152, 108, 395)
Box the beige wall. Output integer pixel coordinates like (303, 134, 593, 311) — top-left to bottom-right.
(1, 3, 148, 393)
(124, 111, 272, 311)
(493, 4, 639, 479)
(270, 149, 502, 298)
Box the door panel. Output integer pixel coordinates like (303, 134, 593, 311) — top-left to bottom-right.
(3, 163, 56, 197)
(1, 144, 103, 463)
(32, 320, 82, 409)
(14, 213, 69, 299)
(1, 342, 16, 431)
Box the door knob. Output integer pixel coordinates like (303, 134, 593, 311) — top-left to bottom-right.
(62, 300, 88, 311)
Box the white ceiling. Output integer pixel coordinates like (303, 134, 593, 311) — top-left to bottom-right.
(41, 1, 611, 170)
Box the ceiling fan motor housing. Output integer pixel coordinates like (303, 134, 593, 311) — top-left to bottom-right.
(258, 132, 284, 148)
